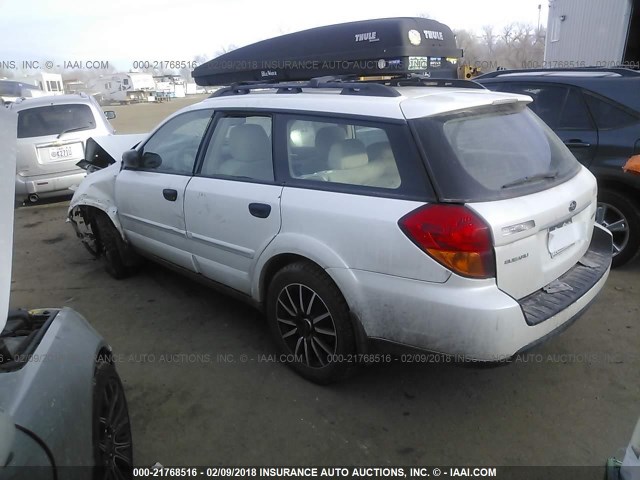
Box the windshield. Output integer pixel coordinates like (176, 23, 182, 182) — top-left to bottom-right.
(17, 104, 96, 139)
(0, 81, 23, 97)
(412, 103, 581, 202)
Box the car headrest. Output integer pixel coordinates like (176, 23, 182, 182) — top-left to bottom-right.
(367, 141, 394, 161)
(315, 126, 346, 153)
(229, 124, 271, 163)
(328, 139, 368, 170)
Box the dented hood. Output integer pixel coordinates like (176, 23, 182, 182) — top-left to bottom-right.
(0, 107, 18, 332)
(79, 134, 147, 171)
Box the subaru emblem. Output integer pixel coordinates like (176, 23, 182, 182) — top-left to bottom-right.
(569, 201, 577, 212)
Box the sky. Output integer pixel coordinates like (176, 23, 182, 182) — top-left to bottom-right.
(0, 0, 548, 72)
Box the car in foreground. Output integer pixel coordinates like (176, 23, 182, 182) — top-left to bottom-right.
(0, 94, 132, 479)
(69, 18, 613, 383)
(476, 68, 640, 267)
(8, 93, 116, 204)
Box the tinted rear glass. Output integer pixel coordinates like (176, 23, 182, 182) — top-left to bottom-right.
(17, 104, 96, 138)
(412, 103, 581, 202)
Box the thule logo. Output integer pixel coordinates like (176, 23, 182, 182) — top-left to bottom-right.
(423, 30, 444, 41)
(355, 31, 379, 42)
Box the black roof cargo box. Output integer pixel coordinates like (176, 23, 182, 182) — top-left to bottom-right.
(192, 17, 463, 85)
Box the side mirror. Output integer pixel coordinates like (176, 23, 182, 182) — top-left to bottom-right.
(141, 152, 162, 169)
(104, 111, 116, 120)
(122, 149, 141, 168)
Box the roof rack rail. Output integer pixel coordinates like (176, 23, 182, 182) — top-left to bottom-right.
(360, 75, 486, 89)
(210, 74, 486, 98)
(477, 67, 640, 79)
(210, 79, 402, 98)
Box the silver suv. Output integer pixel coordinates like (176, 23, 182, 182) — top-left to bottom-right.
(68, 77, 613, 383)
(9, 94, 115, 203)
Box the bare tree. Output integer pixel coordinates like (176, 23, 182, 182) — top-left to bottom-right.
(456, 22, 546, 71)
(453, 29, 482, 66)
(481, 25, 496, 56)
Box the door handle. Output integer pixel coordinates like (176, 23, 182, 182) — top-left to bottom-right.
(564, 140, 591, 148)
(249, 203, 271, 218)
(163, 189, 178, 201)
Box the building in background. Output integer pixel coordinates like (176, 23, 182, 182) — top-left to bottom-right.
(544, 0, 639, 68)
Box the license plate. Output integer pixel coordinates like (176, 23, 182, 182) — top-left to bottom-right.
(548, 219, 581, 257)
(50, 146, 74, 159)
(41, 143, 83, 163)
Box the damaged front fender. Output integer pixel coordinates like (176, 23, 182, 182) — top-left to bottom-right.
(68, 162, 125, 255)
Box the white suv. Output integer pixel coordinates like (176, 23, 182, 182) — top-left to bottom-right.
(69, 78, 612, 383)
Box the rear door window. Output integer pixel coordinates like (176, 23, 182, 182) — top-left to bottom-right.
(275, 114, 432, 200)
(412, 103, 581, 202)
(496, 83, 568, 129)
(17, 104, 96, 138)
(284, 117, 401, 189)
(558, 88, 594, 130)
(583, 93, 640, 129)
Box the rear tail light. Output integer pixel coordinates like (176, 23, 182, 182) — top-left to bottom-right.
(399, 204, 496, 279)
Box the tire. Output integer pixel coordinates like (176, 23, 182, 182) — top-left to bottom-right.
(92, 359, 133, 480)
(266, 261, 357, 384)
(94, 214, 132, 279)
(596, 188, 640, 268)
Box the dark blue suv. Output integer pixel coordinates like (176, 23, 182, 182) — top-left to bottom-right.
(477, 68, 640, 267)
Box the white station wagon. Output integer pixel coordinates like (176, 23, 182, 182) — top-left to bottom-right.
(68, 19, 613, 383)
(68, 78, 612, 383)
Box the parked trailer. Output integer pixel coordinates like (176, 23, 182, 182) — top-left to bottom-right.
(153, 75, 186, 99)
(14, 72, 63, 96)
(92, 72, 157, 105)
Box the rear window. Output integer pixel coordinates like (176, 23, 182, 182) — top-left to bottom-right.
(17, 104, 96, 139)
(412, 103, 581, 202)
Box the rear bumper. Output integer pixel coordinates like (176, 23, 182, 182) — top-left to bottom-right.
(330, 225, 612, 361)
(519, 224, 612, 326)
(15, 170, 86, 201)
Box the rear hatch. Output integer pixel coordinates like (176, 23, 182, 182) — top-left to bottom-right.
(409, 99, 597, 299)
(15, 103, 98, 178)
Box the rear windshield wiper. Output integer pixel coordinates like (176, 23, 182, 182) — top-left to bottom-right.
(57, 125, 93, 139)
(501, 170, 558, 189)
